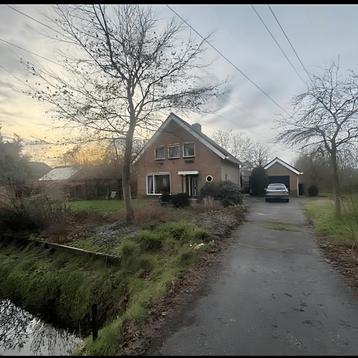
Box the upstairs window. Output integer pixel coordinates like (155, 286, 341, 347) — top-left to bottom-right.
(183, 143, 195, 158)
(168, 144, 180, 159)
(155, 145, 165, 160)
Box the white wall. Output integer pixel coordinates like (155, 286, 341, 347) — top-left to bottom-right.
(221, 161, 240, 186)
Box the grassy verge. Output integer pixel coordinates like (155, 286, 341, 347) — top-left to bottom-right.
(67, 199, 152, 214)
(0, 220, 212, 356)
(0, 239, 126, 332)
(74, 221, 210, 354)
(304, 197, 358, 246)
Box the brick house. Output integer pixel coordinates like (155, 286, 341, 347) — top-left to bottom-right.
(263, 157, 303, 197)
(134, 113, 241, 198)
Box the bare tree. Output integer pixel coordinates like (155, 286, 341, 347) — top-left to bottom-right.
(212, 129, 272, 167)
(251, 142, 271, 167)
(277, 62, 358, 218)
(25, 5, 223, 222)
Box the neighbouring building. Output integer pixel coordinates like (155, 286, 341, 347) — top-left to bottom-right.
(263, 157, 303, 197)
(134, 113, 241, 198)
(35, 164, 125, 200)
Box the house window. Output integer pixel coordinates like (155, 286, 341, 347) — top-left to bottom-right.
(147, 174, 170, 195)
(168, 144, 180, 159)
(183, 143, 195, 158)
(155, 145, 165, 160)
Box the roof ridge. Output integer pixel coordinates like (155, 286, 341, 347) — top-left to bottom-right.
(170, 113, 241, 165)
(264, 157, 302, 174)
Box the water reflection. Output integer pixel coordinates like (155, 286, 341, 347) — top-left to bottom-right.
(0, 299, 82, 356)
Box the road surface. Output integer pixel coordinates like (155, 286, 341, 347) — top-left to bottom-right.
(152, 197, 358, 355)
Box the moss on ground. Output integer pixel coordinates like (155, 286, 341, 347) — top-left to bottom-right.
(264, 221, 300, 232)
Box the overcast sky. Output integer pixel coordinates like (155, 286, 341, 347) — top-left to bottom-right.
(1, 4, 358, 166)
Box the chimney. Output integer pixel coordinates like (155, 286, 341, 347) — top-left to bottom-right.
(192, 123, 202, 133)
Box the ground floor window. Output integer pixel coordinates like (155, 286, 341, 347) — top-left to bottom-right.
(147, 174, 170, 194)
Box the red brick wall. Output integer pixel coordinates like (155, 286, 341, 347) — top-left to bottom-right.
(135, 120, 224, 197)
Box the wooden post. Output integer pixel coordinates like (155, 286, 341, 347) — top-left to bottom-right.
(92, 303, 98, 341)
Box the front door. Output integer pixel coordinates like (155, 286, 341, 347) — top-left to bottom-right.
(185, 175, 198, 197)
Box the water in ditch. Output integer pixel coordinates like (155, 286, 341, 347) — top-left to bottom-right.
(0, 299, 83, 355)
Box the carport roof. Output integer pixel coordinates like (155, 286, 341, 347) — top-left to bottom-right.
(264, 157, 303, 175)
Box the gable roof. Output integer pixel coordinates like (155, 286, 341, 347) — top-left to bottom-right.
(264, 157, 303, 175)
(38, 166, 80, 181)
(135, 113, 241, 166)
(38, 164, 122, 182)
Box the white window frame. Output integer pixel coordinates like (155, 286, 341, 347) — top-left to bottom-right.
(154, 145, 166, 160)
(168, 143, 180, 159)
(146, 172, 171, 195)
(183, 142, 196, 158)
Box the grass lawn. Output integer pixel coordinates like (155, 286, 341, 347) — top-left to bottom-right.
(67, 198, 151, 213)
(304, 196, 358, 245)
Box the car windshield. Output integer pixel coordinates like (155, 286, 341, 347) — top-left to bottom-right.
(268, 184, 286, 190)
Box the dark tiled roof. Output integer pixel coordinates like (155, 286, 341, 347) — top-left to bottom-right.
(170, 113, 241, 165)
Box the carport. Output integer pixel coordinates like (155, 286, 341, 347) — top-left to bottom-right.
(264, 157, 303, 197)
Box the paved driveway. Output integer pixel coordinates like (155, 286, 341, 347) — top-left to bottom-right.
(153, 197, 358, 355)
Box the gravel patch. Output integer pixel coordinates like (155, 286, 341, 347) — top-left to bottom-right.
(192, 206, 246, 239)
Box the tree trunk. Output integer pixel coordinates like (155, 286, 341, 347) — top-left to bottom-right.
(331, 149, 342, 219)
(122, 121, 135, 223)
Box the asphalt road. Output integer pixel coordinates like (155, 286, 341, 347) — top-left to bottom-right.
(153, 197, 358, 355)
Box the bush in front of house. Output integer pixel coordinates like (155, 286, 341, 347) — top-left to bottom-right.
(216, 181, 243, 206)
(308, 184, 319, 197)
(199, 181, 242, 207)
(250, 166, 269, 196)
(170, 193, 190, 208)
(199, 181, 219, 199)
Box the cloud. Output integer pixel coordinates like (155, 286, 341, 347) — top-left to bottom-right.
(0, 107, 24, 118)
(0, 88, 12, 101)
(0, 79, 17, 91)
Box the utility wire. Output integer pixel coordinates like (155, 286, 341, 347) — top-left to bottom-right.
(268, 5, 313, 83)
(0, 63, 34, 92)
(251, 5, 307, 86)
(166, 5, 290, 116)
(6, 4, 64, 37)
(0, 37, 65, 68)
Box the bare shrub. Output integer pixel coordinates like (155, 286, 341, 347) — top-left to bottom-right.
(0, 186, 70, 234)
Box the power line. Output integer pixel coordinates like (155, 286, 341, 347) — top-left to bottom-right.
(0, 63, 33, 90)
(166, 5, 290, 117)
(268, 5, 313, 83)
(251, 5, 307, 86)
(6, 4, 64, 37)
(0, 37, 65, 68)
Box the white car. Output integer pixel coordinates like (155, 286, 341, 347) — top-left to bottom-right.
(265, 183, 289, 203)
